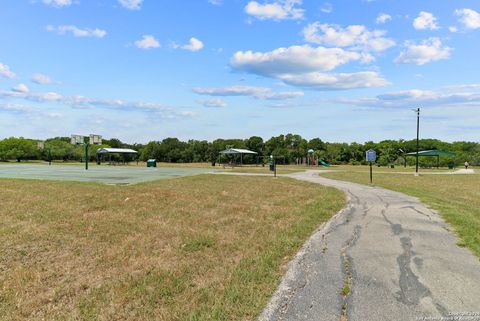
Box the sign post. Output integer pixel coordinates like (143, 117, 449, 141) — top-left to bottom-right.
(366, 149, 377, 184)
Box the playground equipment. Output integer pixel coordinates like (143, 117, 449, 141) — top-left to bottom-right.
(297, 149, 329, 167)
(319, 159, 330, 167)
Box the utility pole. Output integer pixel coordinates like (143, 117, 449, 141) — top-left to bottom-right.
(415, 108, 420, 176)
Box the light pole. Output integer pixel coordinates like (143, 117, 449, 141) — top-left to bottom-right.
(414, 108, 420, 176)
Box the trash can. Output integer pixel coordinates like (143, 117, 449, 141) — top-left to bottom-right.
(269, 155, 275, 171)
(147, 159, 157, 168)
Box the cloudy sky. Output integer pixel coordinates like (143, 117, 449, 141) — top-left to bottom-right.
(1, 0, 480, 143)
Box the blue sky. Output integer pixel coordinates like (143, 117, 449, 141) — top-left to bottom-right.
(1, 0, 480, 143)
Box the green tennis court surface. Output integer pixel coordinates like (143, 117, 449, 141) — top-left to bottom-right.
(0, 164, 216, 185)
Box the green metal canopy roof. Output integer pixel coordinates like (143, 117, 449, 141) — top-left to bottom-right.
(406, 150, 455, 156)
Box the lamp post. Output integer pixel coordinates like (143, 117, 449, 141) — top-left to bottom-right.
(414, 108, 420, 176)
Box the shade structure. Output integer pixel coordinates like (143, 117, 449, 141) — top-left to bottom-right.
(405, 150, 455, 157)
(219, 148, 258, 155)
(97, 148, 138, 154)
(96, 148, 138, 165)
(405, 150, 455, 168)
(219, 148, 257, 166)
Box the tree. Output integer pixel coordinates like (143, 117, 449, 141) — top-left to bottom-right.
(0, 137, 38, 162)
(44, 139, 75, 161)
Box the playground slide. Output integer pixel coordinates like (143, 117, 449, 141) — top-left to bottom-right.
(319, 160, 330, 167)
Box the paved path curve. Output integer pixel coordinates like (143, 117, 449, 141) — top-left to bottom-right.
(259, 170, 480, 321)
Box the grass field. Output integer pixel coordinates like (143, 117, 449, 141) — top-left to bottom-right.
(322, 168, 480, 258)
(0, 174, 344, 321)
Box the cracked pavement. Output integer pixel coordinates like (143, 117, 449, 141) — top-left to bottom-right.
(258, 170, 480, 321)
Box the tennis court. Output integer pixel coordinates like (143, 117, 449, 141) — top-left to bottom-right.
(0, 164, 216, 185)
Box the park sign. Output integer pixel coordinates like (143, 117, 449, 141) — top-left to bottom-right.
(366, 149, 377, 162)
(366, 149, 376, 184)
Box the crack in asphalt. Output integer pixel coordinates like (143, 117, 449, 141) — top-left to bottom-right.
(257, 171, 480, 321)
(340, 225, 362, 320)
(396, 236, 431, 306)
(376, 192, 449, 317)
(381, 204, 404, 235)
(396, 237, 449, 317)
(400, 205, 432, 220)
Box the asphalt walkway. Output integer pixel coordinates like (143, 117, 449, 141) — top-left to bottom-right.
(259, 170, 480, 321)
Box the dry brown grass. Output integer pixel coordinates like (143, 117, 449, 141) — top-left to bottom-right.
(0, 175, 344, 321)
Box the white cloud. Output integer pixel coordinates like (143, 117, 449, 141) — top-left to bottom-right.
(395, 38, 451, 65)
(135, 35, 161, 49)
(31, 73, 55, 85)
(197, 98, 227, 108)
(302, 23, 395, 52)
(47, 25, 107, 38)
(1, 90, 62, 102)
(245, 0, 304, 21)
(0, 89, 194, 118)
(230, 45, 389, 90)
(118, 0, 143, 10)
(455, 8, 480, 29)
(337, 86, 480, 108)
(42, 0, 72, 8)
(449, 26, 458, 33)
(193, 86, 304, 100)
(320, 2, 332, 14)
(172, 37, 204, 52)
(12, 84, 30, 93)
(376, 13, 392, 24)
(445, 84, 480, 91)
(231, 45, 367, 76)
(208, 0, 223, 5)
(277, 71, 389, 90)
(0, 63, 16, 79)
(0, 102, 64, 118)
(413, 11, 439, 30)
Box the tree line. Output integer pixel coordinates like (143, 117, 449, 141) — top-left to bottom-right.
(0, 134, 479, 167)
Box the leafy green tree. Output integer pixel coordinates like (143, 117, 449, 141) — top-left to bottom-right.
(0, 137, 38, 162)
